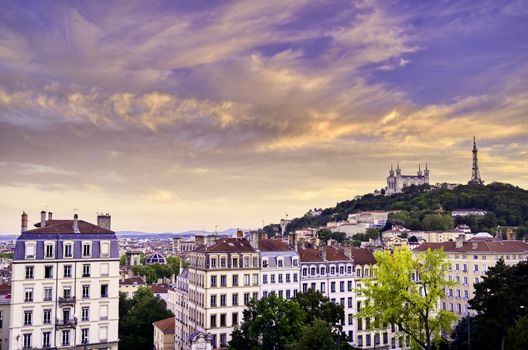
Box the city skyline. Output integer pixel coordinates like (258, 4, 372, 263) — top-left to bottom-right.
(1, 1, 527, 234)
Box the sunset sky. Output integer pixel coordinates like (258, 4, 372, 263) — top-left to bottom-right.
(1, 1, 527, 234)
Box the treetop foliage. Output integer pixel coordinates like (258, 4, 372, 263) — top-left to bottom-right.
(286, 183, 528, 237)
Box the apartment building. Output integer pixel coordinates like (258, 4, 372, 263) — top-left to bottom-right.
(9, 211, 120, 350)
(184, 237, 260, 349)
(0, 294, 10, 350)
(298, 244, 355, 344)
(414, 235, 528, 318)
(174, 268, 191, 350)
(259, 239, 300, 299)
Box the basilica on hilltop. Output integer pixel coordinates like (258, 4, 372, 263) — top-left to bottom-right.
(385, 163, 429, 195)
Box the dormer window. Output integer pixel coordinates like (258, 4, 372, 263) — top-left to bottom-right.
(339, 266, 344, 275)
(82, 242, 91, 258)
(100, 241, 110, 258)
(64, 242, 73, 258)
(262, 258, 269, 268)
(25, 242, 36, 259)
(277, 258, 284, 268)
(211, 257, 217, 268)
(45, 243, 54, 258)
(292, 259, 298, 267)
(330, 266, 336, 275)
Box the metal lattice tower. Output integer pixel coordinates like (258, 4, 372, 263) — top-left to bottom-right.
(468, 136, 483, 185)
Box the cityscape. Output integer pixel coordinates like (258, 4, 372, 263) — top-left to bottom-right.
(1, 2, 528, 350)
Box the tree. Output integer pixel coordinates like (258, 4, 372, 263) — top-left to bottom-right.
(120, 254, 127, 266)
(293, 289, 344, 326)
(458, 260, 528, 350)
(291, 318, 353, 350)
(229, 293, 306, 350)
(119, 287, 173, 349)
(358, 246, 456, 350)
(507, 315, 528, 350)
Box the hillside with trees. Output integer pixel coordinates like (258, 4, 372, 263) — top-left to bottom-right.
(284, 183, 528, 237)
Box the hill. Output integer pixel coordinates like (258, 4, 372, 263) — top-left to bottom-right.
(282, 183, 528, 237)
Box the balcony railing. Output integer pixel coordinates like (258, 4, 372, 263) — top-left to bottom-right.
(59, 296, 76, 305)
(55, 318, 77, 329)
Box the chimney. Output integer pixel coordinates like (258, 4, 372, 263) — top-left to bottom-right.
(455, 234, 464, 249)
(21, 211, 28, 233)
(250, 231, 259, 249)
(40, 210, 46, 228)
(48, 211, 53, 221)
(319, 244, 327, 261)
(344, 245, 352, 259)
(195, 235, 205, 248)
(97, 213, 111, 230)
(236, 230, 244, 239)
(73, 214, 79, 233)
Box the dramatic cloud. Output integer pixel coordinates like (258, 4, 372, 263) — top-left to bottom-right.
(0, 0, 527, 233)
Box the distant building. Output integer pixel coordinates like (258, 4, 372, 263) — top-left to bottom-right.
(259, 239, 300, 299)
(452, 209, 487, 217)
(385, 163, 429, 195)
(119, 276, 147, 298)
(173, 237, 196, 256)
(153, 316, 175, 350)
(146, 252, 167, 265)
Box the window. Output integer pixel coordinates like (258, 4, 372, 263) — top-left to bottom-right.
(24, 311, 32, 326)
(220, 333, 227, 347)
(220, 275, 227, 287)
(244, 293, 250, 305)
(63, 286, 71, 299)
(210, 314, 217, 328)
(220, 314, 226, 327)
(211, 257, 218, 268)
(331, 282, 336, 293)
(43, 331, 51, 348)
(82, 306, 89, 321)
(302, 268, 307, 277)
(232, 293, 238, 306)
(211, 294, 217, 307)
(340, 281, 345, 292)
(348, 297, 353, 308)
(64, 243, 73, 258)
(253, 257, 258, 267)
(101, 284, 108, 298)
(286, 290, 291, 299)
(270, 274, 276, 283)
(232, 312, 238, 325)
(24, 288, 33, 302)
(320, 282, 326, 293)
(286, 273, 291, 283)
(357, 335, 363, 347)
(244, 274, 250, 286)
(252, 292, 258, 301)
(292, 259, 298, 267)
(100, 305, 108, 320)
(101, 263, 109, 276)
(63, 307, 71, 321)
(81, 328, 89, 344)
(25, 266, 34, 279)
(42, 286, 52, 301)
(45, 244, 54, 258)
(62, 330, 70, 346)
(101, 241, 110, 257)
(211, 275, 217, 287)
(348, 313, 354, 325)
(263, 291, 268, 298)
(82, 243, 91, 257)
(232, 275, 239, 287)
(253, 274, 259, 285)
(293, 273, 298, 282)
(279, 290, 283, 298)
(340, 266, 344, 274)
(23, 334, 32, 349)
(263, 274, 268, 284)
(232, 256, 239, 267)
(44, 265, 53, 279)
(83, 264, 91, 277)
(64, 265, 72, 278)
(82, 285, 90, 299)
(25, 242, 35, 259)
(43, 309, 51, 324)
(278, 274, 283, 283)
(348, 280, 353, 292)
(220, 294, 226, 307)
(277, 259, 283, 267)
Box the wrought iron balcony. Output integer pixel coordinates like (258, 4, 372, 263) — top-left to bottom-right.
(58, 296, 76, 305)
(55, 318, 77, 329)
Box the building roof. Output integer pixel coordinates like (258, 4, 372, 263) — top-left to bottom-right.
(150, 284, 169, 294)
(349, 248, 376, 265)
(153, 316, 175, 333)
(194, 238, 256, 253)
(258, 239, 293, 252)
(298, 246, 352, 263)
(414, 240, 528, 253)
(120, 276, 146, 286)
(145, 252, 167, 264)
(26, 219, 114, 234)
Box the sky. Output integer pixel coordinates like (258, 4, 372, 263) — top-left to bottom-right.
(1, 0, 527, 234)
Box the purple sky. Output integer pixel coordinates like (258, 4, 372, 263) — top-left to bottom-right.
(0, 1, 527, 233)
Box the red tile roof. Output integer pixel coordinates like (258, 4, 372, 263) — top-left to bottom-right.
(349, 248, 376, 265)
(153, 316, 175, 333)
(298, 246, 352, 262)
(194, 238, 256, 253)
(120, 276, 146, 285)
(150, 284, 169, 294)
(26, 219, 114, 234)
(414, 240, 528, 253)
(258, 239, 293, 252)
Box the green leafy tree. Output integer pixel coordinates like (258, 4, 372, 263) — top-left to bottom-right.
(461, 260, 528, 350)
(119, 287, 173, 350)
(507, 315, 528, 350)
(291, 318, 353, 350)
(294, 289, 344, 326)
(229, 293, 306, 350)
(358, 246, 456, 350)
(120, 254, 127, 266)
(421, 214, 454, 231)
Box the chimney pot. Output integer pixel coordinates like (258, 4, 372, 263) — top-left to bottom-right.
(97, 213, 111, 230)
(73, 214, 79, 233)
(21, 211, 28, 233)
(40, 210, 46, 228)
(48, 211, 53, 221)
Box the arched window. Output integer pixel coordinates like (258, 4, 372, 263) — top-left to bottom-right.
(339, 266, 344, 275)
(330, 266, 336, 275)
(302, 268, 307, 277)
(310, 267, 316, 275)
(320, 267, 326, 275)
(347, 266, 352, 274)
